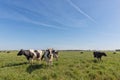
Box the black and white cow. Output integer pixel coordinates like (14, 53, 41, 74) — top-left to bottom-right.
(93, 51, 107, 61)
(41, 48, 54, 65)
(17, 49, 43, 64)
(52, 50, 59, 61)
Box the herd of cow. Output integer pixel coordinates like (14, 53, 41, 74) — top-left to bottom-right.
(17, 48, 107, 65)
(17, 48, 59, 65)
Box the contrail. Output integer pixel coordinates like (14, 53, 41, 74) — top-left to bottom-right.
(66, 0, 96, 23)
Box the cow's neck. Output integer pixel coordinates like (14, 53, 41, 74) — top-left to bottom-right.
(23, 51, 30, 60)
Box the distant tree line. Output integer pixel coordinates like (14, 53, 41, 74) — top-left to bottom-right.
(116, 49, 120, 51)
(0, 50, 11, 53)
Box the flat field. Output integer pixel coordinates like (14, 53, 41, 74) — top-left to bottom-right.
(0, 50, 120, 80)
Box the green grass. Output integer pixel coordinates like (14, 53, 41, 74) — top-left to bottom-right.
(0, 51, 120, 80)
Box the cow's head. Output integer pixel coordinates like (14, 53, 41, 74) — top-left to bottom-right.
(102, 52, 107, 56)
(46, 48, 53, 59)
(17, 49, 24, 56)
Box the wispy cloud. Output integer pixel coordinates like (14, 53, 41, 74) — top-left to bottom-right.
(0, 2, 67, 30)
(16, 10, 68, 30)
(0, 0, 87, 30)
(23, 18, 68, 30)
(19, 14, 68, 30)
(66, 0, 96, 23)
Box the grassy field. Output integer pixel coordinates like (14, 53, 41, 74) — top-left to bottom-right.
(0, 50, 120, 80)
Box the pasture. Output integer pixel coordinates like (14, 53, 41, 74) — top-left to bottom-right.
(0, 50, 120, 80)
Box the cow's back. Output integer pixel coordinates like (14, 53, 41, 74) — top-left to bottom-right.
(93, 51, 106, 59)
(35, 50, 43, 58)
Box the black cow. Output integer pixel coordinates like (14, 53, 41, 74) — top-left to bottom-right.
(93, 51, 107, 61)
(80, 52, 83, 54)
(113, 52, 116, 54)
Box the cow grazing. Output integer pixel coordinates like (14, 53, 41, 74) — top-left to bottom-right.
(41, 48, 54, 66)
(7, 51, 10, 53)
(17, 49, 43, 64)
(113, 52, 116, 54)
(80, 52, 83, 54)
(52, 50, 59, 61)
(93, 51, 107, 61)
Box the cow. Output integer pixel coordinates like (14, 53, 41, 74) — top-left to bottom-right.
(52, 50, 59, 61)
(17, 49, 43, 64)
(41, 48, 54, 66)
(93, 51, 107, 61)
(80, 51, 83, 54)
(113, 52, 116, 54)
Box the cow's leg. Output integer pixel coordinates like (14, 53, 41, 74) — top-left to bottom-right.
(56, 58, 58, 61)
(54, 54, 58, 61)
(45, 59, 49, 66)
(31, 59, 34, 64)
(37, 58, 41, 64)
(56, 56, 58, 61)
(28, 59, 31, 64)
(28, 58, 31, 64)
(99, 56, 103, 62)
(100, 58, 103, 62)
(55, 55, 58, 61)
(49, 61, 51, 66)
(39, 59, 41, 64)
(98, 58, 102, 62)
(97, 58, 100, 62)
(98, 58, 101, 61)
(29, 58, 34, 64)
(49, 60, 53, 66)
(49, 61, 52, 66)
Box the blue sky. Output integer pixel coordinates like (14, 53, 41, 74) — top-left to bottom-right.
(0, 0, 120, 50)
